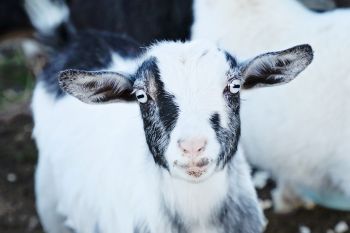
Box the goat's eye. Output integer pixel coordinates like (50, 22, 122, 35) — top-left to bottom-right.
(135, 90, 148, 103)
(228, 80, 241, 94)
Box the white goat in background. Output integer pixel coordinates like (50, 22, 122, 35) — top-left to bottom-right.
(192, 0, 350, 212)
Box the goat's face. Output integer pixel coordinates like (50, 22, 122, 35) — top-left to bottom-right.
(59, 41, 313, 183)
(132, 42, 242, 182)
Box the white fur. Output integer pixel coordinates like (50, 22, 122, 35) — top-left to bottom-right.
(25, 0, 69, 35)
(32, 41, 263, 233)
(192, 0, 350, 211)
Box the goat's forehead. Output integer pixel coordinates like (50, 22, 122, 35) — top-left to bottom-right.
(148, 41, 231, 97)
(146, 42, 234, 124)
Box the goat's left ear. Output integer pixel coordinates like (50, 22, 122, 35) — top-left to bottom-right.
(58, 69, 135, 104)
(240, 44, 313, 89)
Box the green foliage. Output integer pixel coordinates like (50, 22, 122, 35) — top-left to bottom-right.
(0, 47, 35, 110)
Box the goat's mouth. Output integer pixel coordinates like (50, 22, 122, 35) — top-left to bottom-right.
(173, 157, 213, 178)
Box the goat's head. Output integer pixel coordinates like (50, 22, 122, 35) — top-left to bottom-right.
(59, 41, 313, 183)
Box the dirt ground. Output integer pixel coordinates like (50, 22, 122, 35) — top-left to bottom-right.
(0, 114, 42, 233)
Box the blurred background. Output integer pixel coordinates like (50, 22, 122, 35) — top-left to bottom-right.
(0, 0, 350, 232)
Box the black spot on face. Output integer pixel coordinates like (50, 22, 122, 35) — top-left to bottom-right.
(155, 80, 179, 133)
(134, 58, 179, 170)
(225, 52, 238, 68)
(210, 113, 221, 132)
(210, 90, 241, 167)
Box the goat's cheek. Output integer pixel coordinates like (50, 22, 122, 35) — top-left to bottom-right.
(208, 134, 222, 161)
(163, 137, 180, 163)
(163, 129, 187, 167)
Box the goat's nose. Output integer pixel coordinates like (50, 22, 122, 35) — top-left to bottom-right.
(178, 138, 207, 157)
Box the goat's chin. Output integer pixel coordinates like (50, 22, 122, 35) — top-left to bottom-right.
(169, 162, 217, 184)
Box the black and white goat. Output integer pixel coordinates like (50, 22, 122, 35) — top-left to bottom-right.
(27, 0, 313, 232)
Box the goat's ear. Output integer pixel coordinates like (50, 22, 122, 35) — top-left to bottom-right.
(240, 44, 313, 89)
(58, 69, 135, 104)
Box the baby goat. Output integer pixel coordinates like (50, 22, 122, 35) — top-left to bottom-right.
(27, 0, 313, 232)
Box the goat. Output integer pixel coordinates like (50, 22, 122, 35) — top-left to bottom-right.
(27, 0, 313, 232)
(192, 0, 350, 212)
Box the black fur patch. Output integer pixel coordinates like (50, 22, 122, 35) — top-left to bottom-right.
(210, 113, 221, 132)
(210, 90, 241, 167)
(155, 80, 179, 133)
(214, 192, 264, 233)
(40, 30, 142, 98)
(39, 20, 76, 50)
(225, 52, 238, 68)
(135, 58, 179, 169)
(140, 101, 170, 169)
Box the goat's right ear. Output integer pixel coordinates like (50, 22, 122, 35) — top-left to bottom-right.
(240, 44, 313, 89)
(58, 69, 135, 104)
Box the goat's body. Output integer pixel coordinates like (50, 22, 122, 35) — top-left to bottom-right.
(33, 84, 152, 233)
(31, 30, 264, 231)
(32, 81, 262, 233)
(192, 0, 350, 211)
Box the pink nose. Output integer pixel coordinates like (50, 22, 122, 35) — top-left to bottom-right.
(178, 138, 207, 158)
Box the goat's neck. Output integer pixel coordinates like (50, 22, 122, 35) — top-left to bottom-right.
(159, 167, 230, 226)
